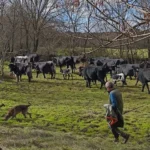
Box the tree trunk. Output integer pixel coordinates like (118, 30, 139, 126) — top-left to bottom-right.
(25, 30, 29, 50)
(33, 36, 39, 52)
(0, 59, 4, 77)
(147, 38, 150, 59)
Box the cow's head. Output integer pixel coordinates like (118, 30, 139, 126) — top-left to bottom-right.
(9, 64, 16, 72)
(10, 57, 15, 63)
(96, 60, 103, 66)
(52, 57, 58, 65)
(102, 63, 112, 73)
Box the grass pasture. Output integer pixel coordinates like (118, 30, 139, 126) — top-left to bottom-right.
(0, 65, 149, 150)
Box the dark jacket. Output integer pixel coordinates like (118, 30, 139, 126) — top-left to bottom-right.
(109, 89, 124, 127)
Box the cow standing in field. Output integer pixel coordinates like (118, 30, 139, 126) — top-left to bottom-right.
(27, 54, 40, 63)
(33, 61, 56, 79)
(135, 68, 150, 94)
(53, 56, 75, 73)
(82, 64, 111, 88)
(9, 63, 32, 82)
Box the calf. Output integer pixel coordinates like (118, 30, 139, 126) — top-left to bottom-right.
(112, 73, 126, 86)
(4, 103, 32, 121)
(60, 68, 72, 80)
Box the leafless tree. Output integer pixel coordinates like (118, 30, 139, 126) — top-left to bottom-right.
(0, 0, 11, 76)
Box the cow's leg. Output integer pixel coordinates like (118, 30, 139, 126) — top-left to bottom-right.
(74, 64, 76, 72)
(22, 112, 27, 118)
(50, 73, 53, 79)
(135, 78, 139, 86)
(16, 75, 19, 82)
(91, 80, 96, 85)
(105, 75, 108, 82)
(110, 70, 112, 77)
(121, 81, 124, 86)
(129, 76, 132, 80)
(36, 71, 39, 78)
(60, 65, 62, 72)
(88, 79, 91, 88)
(86, 80, 89, 87)
(43, 73, 46, 78)
(124, 76, 127, 85)
(27, 112, 32, 118)
(63, 74, 65, 80)
(54, 70, 56, 79)
(52, 73, 54, 79)
(20, 75, 22, 81)
(71, 65, 74, 73)
(100, 80, 105, 89)
(145, 83, 150, 94)
(141, 84, 145, 92)
(28, 76, 31, 82)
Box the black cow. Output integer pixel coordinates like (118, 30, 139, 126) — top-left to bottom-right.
(89, 58, 127, 77)
(89, 58, 103, 66)
(27, 54, 40, 63)
(33, 61, 56, 79)
(82, 64, 110, 88)
(135, 68, 150, 94)
(65, 56, 75, 73)
(53, 56, 75, 73)
(73, 55, 87, 64)
(9, 63, 32, 82)
(139, 61, 150, 69)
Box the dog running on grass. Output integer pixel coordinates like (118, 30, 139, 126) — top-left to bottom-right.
(4, 102, 32, 121)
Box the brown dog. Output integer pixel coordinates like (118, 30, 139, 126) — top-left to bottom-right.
(5, 102, 31, 121)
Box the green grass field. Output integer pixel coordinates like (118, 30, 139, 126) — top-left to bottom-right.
(0, 64, 149, 150)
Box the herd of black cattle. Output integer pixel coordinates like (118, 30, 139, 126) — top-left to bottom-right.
(9, 54, 150, 94)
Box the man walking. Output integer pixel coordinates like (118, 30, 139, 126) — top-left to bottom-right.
(105, 81, 130, 143)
